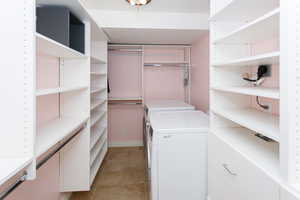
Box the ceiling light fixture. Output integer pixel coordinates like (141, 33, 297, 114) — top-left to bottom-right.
(126, 0, 151, 7)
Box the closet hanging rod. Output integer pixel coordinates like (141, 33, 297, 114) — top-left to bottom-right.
(0, 124, 87, 200)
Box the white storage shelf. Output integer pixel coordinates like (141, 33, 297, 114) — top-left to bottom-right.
(214, 8, 279, 44)
(90, 142, 107, 186)
(91, 72, 107, 76)
(91, 56, 106, 64)
(36, 116, 88, 157)
(212, 108, 280, 142)
(213, 127, 280, 183)
(36, 86, 88, 96)
(0, 158, 33, 185)
(90, 135, 107, 167)
(211, 86, 280, 99)
(90, 127, 107, 150)
(212, 51, 280, 67)
(91, 99, 106, 111)
(91, 87, 106, 94)
(91, 110, 107, 127)
(36, 33, 86, 58)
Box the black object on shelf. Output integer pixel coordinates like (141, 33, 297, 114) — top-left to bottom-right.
(37, 5, 85, 54)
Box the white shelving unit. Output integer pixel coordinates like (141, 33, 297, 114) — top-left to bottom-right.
(210, 0, 300, 199)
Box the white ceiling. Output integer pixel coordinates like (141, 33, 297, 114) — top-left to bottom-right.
(84, 0, 210, 13)
(104, 28, 207, 44)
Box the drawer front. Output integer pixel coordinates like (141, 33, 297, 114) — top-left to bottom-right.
(208, 133, 280, 200)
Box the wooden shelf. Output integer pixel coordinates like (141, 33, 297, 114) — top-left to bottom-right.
(91, 99, 106, 111)
(36, 86, 88, 96)
(36, 33, 86, 58)
(212, 128, 280, 183)
(210, 0, 278, 21)
(214, 8, 279, 44)
(90, 127, 107, 150)
(91, 87, 106, 94)
(212, 108, 279, 142)
(213, 52, 280, 67)
(212, 86, 280, 99)
(91, 110, 107, 127)
(36, 116, 88, 157)
(0, 158, 32, 185)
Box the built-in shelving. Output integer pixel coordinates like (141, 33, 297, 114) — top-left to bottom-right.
(90, 110, 107, 127)
(91, 56, 106, 64)
(36, 86, 88, 96)
(212, 51, 280, 67)
(91, 72, 106, 76)
(212, 108, 279, 142)
(90, 141, 107, 185)
(36, 33, 86, 58)
(90, 135, 107, 166)
(91, 87, 106, 94)
(90, 127, 107, 149)
(36, 116, 88, 157)
(211, 86, 280, 99)
(214, 8, 280, 44)
(213, 128, 280, 182)
(91, 99, 106, 111)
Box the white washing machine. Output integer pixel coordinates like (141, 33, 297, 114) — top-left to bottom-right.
(148, 111, 209, 200)
(143, 100, 195, 170)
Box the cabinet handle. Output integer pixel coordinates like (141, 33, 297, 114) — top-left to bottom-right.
(222, 164, 237, 176)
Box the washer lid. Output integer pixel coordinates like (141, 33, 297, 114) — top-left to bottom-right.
(150, 111, 209, 133)
(145, 100, 195, 111)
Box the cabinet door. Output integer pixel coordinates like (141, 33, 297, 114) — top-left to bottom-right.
(157, 133, 207, 200)
(209, 134, 280, 200)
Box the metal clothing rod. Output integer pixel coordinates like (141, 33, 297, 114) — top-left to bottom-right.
(0, 124, 86, 200)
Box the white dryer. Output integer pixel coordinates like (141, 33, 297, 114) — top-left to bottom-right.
(148, 111, 209, 200)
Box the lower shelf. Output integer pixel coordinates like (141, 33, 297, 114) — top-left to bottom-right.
(212, 127, 280, 183)
(212, 108, 279, 141)
(0, 157, 32, 185)
(90, 126, 107, 150)
(90, 135, 107, 166)
(90, 141, 108, 185)
(91, 110, 107, 127)
(36, 116, 89, 157)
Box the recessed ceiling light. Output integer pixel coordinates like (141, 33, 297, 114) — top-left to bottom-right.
(126, 0, 152, 7)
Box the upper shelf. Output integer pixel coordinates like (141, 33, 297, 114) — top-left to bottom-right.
(210, 0, 279, 22)
(213, 8, 279, 44)
(213, 51, 280, 67)
(212, 108, 280, 142)
(36, 33, 86, 58)
(0, 158, 32, 185)
(36, 116, 88, 157)
(36, 86, 88, 96)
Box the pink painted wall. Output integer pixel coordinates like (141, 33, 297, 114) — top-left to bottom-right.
(0, 54, 65, 200)
(191, 32, 210, 112)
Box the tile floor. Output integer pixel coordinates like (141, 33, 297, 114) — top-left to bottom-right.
(71, 147, 148, 200)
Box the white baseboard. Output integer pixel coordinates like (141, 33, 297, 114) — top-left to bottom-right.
(60, 192, 72, 200)
(109, 141, 143, 147)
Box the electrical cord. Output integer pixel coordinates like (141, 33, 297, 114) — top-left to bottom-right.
(256, 96, 269, 110)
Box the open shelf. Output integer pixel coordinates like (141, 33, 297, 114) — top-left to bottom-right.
(91, 87, 106, 94)
(0, 158, 32, 185)
(91, 99, 106, 111)
(91, 56, 106, 64)
(213, 127, 280, 183)
(213, 51, 280, 67)
(36, 86, 88, 96)
(36, 116, 88, 157)
(214, 8, 279, 44)
(212, 108, 280, 141)
(90, 135, 107, 166)
(90, 142, 107, 186)
(36, 33, 85, 58)
(210, 0, 279, 21)
(211, 86, 280, 99)
(91, 110, 107, 127)
(91, 72, 106, 76)
(90, 127, 107, 150)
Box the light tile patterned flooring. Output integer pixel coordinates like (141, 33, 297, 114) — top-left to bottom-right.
(71, 147, 148, 200)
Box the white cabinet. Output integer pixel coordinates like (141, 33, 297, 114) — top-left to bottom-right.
(153, 133, 207, 200)
(208, 133, 280, 200)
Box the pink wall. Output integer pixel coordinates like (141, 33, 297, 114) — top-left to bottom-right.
(191, 32, 210, 112)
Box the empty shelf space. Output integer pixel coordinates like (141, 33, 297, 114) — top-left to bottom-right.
(36, 86, 88, 96)
(210, 0, 278, 21)
(36, 116, 88, 157)
(213, 52, 280, 67)
(36, 33, 85, 58)
(214, 8, 279, 44)
(90, 136, 107, 167)
(0, 157, 32, 185)
(91, 87, 106, 94)
(213, 127, 280, 182)
(212, 108, 279, 141)
(91, 110, 107, 127)
(90, 127, 107, 150)
(91, 99, 106, 111)
(211, 86, 280, 99)
(90, 142, 107, 185)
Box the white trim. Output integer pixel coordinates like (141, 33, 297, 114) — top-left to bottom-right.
(109, 141, 143, 147)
